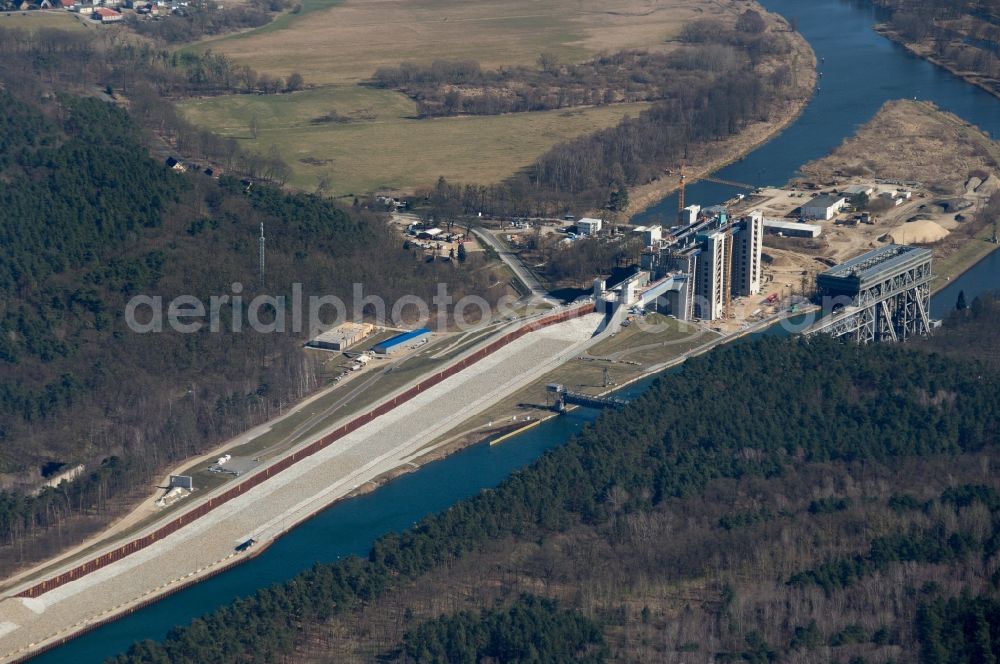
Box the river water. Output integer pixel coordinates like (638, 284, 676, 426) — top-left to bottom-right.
(635, 0, 1000, 225)
(33, 1, 1000, 661)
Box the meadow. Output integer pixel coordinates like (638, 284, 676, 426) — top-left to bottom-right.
(197, 0, 716, 85)
(0, 9, 88, 31)
(178, 0, 744, 194)
(179, 86, 651, 195)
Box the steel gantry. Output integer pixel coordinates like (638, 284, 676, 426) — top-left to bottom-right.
(804, 244, 933, 343)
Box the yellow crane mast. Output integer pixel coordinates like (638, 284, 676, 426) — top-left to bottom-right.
(677, 162, 686, 223)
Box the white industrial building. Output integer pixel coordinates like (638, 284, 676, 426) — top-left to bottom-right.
(681, 204, 701, 225)
(694, 230, 727, 320)
(632, 224, 662, 247)
(731, 211, 764, 297)
(307, 322, 374, 351)
(763, 219, 823, 238)
(802, 194, 847, 220)
(842, 184, 875, 198)
(576, 217, 603, 236)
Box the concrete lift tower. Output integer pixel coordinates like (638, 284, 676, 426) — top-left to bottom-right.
(805, 244, 933, 343)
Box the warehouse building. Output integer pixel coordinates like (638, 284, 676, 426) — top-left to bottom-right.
(307, 322, 374, 351)
(801, 194, 847, 221)
(763, 219, 823, 238)
(373, 328, 432, 354)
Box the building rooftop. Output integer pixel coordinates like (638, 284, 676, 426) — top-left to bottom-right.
(819, 244, 932, 286)
(843, 184, 873, 195)
(804, 194, 846, 208)
(310, 322, 371, 347)
(763, 219, 822, 231)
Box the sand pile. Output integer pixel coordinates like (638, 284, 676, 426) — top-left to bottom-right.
(887, 220, 950, 244)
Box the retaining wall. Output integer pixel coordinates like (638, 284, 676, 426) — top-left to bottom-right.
(14, 304, 594, 600)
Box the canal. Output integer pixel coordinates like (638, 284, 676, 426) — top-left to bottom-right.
(34, 0, 1000, 660)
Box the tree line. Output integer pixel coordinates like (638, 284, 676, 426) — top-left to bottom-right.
(874, 0, 1000, 84)
(407, 15, 802, 216)
(369, 10, 786, 119)
(0, 26, 304, 184)
(127, 0, 291, 44)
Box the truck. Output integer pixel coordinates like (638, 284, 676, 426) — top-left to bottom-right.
(235, 538, 257, 552)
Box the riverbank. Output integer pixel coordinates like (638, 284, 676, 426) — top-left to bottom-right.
(396, 304, 817, 486)
(751, 98, 1000, 300)
(873, 24, 1000, 103)
(627, 11, 817, 217)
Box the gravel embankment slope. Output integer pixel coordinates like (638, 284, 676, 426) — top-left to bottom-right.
(0, 313, 602, 662)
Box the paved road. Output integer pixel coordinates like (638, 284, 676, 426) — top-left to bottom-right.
(471, 228, 560, 306)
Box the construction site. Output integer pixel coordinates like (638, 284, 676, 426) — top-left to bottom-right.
(0, 307, 606, 662)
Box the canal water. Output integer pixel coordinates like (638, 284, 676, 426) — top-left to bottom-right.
(33, 0, 1000, 661)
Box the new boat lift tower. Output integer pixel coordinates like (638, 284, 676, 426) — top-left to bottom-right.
(805, 244, 933, 343)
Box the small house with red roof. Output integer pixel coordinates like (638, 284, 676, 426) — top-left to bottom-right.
(93, 6, 122, 21)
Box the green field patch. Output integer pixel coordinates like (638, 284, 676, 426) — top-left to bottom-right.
(179, 87, 649, 194)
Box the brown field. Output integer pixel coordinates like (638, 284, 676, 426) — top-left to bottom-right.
(177, 0, 811, 197)
(179, 86, 651, 194)
(0, 9, 89, 31)
(197, 0, 740, 85)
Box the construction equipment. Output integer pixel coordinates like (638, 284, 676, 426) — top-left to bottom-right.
(677, 161, 686, 223)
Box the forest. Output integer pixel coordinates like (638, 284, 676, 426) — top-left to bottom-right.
(0, 26, 306, 184)
(400, 595, 607, 663)
(873, 0, 1000, 90)
(406, 14, 801, 217)
(0, 86, 506, 571)
(108, 310, 1000, 663)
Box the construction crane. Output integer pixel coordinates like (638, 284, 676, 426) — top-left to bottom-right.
(677, 161, 686, 223)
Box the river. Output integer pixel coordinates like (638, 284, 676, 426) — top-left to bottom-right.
(634, 0, 1000, 225)
(33, 0, 1000, 661)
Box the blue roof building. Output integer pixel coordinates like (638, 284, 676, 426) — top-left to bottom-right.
(372, 328, 431, 354)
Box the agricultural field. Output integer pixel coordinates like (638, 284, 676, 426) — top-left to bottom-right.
(196, 0, 721, 85)
(178, 86, 650, 195)
(0, 10, 88, 31)
(177, 0, 754, 195)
